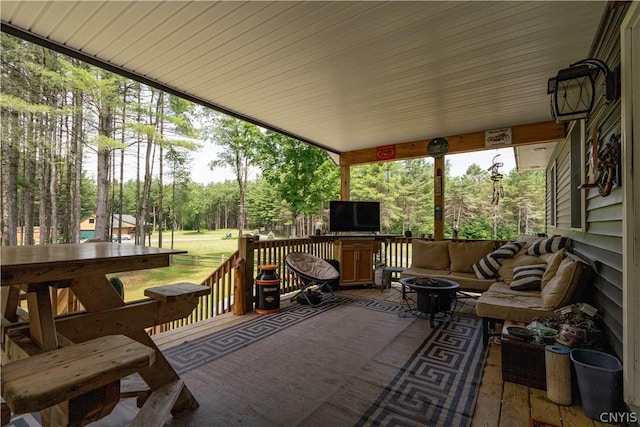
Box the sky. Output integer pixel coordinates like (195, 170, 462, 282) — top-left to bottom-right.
(87, 142, 515, 185)
(187, 144, 516, 184)
(447, 148, 515, 177)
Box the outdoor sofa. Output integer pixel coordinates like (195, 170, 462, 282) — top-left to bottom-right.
(401, 236, 592, 343)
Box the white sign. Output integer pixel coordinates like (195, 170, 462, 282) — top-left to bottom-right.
(485, 127, 512, 147)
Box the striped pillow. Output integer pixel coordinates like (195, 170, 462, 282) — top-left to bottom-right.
(473, 254, 501, 279)
(527, 237, 570, 256)
(491, 241, 524, 259)
(509, 265, 546, 290)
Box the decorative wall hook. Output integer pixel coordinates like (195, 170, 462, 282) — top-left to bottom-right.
(596, 134, 620, 197)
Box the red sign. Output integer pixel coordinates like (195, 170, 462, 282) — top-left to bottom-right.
(376, 144, 396, 161)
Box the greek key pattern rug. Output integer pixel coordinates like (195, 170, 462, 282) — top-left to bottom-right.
(165, 294, 404, 374)
(356, 315, 486, 427)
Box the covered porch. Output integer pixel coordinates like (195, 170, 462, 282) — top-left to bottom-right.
(2, 1, 639, 425)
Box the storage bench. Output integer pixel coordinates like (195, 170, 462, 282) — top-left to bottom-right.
(501, 323, 547, 390)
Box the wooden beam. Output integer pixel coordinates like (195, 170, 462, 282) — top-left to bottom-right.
(25, 287, 58, 351)
(5, 298, 203, 344)
(339, 121, 565, 166)
(340, 165, 350, 200)
(434, 157, 445, 240)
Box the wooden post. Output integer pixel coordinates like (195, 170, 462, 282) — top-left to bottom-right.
(340, 164, 350, 200)
(238, 236, 256, 314)
(233, 257, 246, 315)
(434, 156, 445, 240)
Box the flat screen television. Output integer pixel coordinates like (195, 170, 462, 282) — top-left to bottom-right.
(329, 200, 381, 233)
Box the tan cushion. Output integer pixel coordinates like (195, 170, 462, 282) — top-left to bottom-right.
(541, 250, 565, 290)
(448, 241, 494, 273)
(401, 266, 449, 279)
(517, 234, 544, 250)
(445, 272, 493, 292)
(541, 257, 580, 309)
(498, 253, 546, 284)
(411, 240, 450, 270)
(475, 283, 555, 323)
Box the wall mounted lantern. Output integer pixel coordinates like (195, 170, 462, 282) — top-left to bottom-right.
(547, 58, 619, 122)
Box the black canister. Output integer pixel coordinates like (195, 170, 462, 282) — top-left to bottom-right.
(255, 265, 280, 314)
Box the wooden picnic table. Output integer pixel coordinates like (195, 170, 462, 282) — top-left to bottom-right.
(0, 243, 208, 426)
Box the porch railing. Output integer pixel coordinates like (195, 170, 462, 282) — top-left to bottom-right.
(148, 235, 414, 334)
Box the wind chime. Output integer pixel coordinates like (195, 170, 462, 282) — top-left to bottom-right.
(489, 154, 504, 205)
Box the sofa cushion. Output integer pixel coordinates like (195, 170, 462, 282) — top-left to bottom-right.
(475, 283, 555, 323)
(401, 267, 449, 279)
(510, 264, 546, 291)
(541, 250, 565, 290)
(541, 257, 581, 309)
(491, 241, 524, 259)
(411, 240, 450, 270)
(498, 253, 546, 284)
(472, 254, 501, 279)
(401, 269, 492, 292)
(449, 241, 494, 273)
(445, 272, 493, 292)
(527, 237, 570, 256)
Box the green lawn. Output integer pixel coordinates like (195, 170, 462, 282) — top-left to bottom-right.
(113, 229, 240, 301)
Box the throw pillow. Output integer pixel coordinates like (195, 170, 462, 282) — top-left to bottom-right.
(473, 254, 501, 279)
(449, 241, 494, 274)
(541, 257, 581, 309)
(517, 234, 543, 250)
(541, 250, 565, 290)
(509, 264, 546, 291)
(411, 240, 450, 270)
(498, 254, 546, 284)
(527, 237, 570, 256)
(491, 241, 524, 259)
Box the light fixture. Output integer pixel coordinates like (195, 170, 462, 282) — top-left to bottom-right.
(547, 58, 619, 122)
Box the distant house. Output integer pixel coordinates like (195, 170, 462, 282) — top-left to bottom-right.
(79, 214, 137, 240)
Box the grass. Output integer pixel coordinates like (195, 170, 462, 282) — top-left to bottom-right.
(112, 229, 240, 301)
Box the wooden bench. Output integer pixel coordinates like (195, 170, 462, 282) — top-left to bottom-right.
(144, 282, 210, 302)
(1, 334, 155, 415)
(130, 379, 185, 427)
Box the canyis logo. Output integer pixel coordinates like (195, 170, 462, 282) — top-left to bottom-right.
(599, 411, 637, 423)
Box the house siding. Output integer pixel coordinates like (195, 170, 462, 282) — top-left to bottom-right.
(546, 4, 628, 359)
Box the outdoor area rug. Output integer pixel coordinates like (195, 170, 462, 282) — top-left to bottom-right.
(164, 294, 405, 374)
(161, 294, 487, 427)
(355, 314, 487, 426)
(5, 294, 487, 427)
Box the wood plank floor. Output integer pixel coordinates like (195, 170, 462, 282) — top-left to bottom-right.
(149, 285, 616, 427)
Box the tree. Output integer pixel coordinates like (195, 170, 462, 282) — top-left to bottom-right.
(257, 131, 339, 237)
(202, 114, 262, 235)
(350, 159, 434, 236)
(165, 146, 192, 247)
(246, 177, 284, 232)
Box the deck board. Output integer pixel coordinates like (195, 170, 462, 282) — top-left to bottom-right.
(38, 285, 615, 427)
(529, 387, 562, 426)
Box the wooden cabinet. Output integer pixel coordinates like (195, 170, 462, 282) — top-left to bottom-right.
(333, 239, 379, 286)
